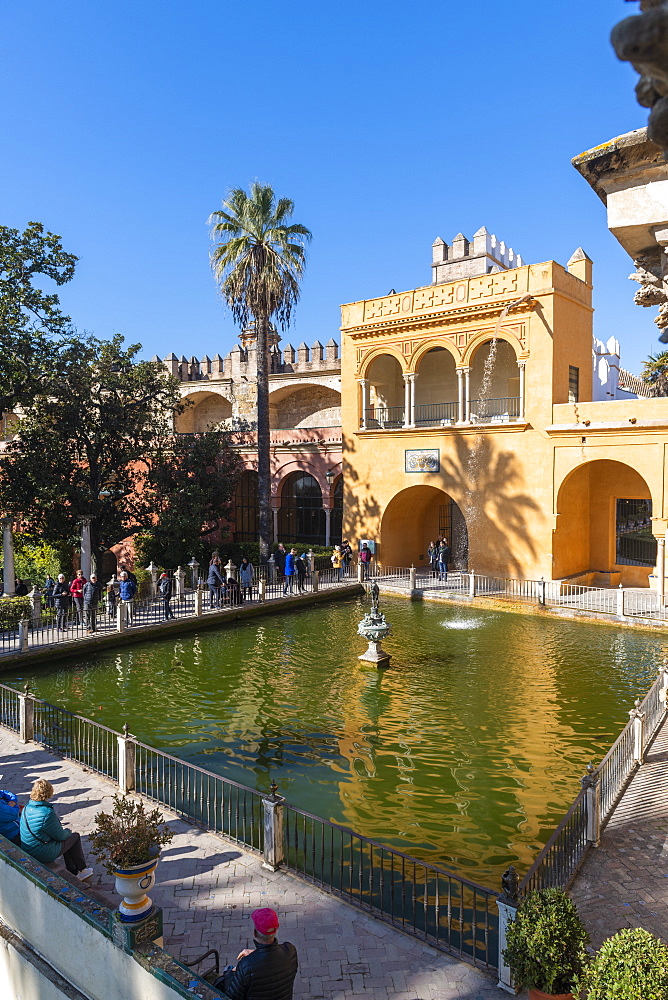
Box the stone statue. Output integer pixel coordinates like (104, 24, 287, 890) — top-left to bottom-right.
(370, 581, 380, 610)
(612, 0, 668, 151)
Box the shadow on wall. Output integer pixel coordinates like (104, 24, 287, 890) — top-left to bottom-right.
(441, 435, 542, 578)
(341, 432, 382, 552)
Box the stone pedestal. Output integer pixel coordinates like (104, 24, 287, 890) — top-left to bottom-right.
(358, 640, 391, 669)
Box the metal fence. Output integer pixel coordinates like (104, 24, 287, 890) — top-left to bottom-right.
(283, 803, 499, 970)
(0, 682, 19, 731)
(519, 788, 589, 894)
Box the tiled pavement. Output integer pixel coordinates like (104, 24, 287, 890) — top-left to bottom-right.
(0, 729, 521, 999)
(571, 716, 668, 946)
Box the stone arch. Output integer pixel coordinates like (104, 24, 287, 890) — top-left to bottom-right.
(268, 382, 341, 429)
(466, 338, 520, 410)
(363, 353, 405, 420)
(413, 345, 459, 425)
(409, 338, 460, 371)
(277, 470, 325, 544)
(175, 390, 233, 433)
(380, 485, 468, 568)
(554, 459, 655, 585)
(359, 346, 407, 378)
(462, 331, 521, 367)
(274, 459, 330, 499)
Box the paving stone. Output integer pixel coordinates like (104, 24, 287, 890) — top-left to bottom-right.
(0, 727, 524, 999)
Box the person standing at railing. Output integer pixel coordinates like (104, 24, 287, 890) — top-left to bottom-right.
(275, 544, 287, 587)
(158, 572, 174, 619)
(118, 571, 136, 626)
(283, 548, 297, 595)
(20, 778, 93, 881)
(341, 540, 353, 577)
(83, 574, 102, 633)
(105, 582, 117, 619)
(69, 569, 86, 625)
(296, 553, 307, 593)
(53, 574, 70, 631)
(428, 540, 439, 578)
(331, 545, 344, 581)
(44, 574, 55, 609)
(238, 557, 254, 601)
(359, 542, 372, 581)
(437, 539, 450, 582)
(214, 907, 298, 1000)
(207, 558, 224, 608)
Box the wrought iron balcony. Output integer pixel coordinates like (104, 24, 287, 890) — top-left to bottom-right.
(469, 397, 521, 422)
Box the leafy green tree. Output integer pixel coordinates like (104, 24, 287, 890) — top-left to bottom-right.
(209, 183, 311, 562)
(134, 431, 243, 568)
(0, 334, 242, 570)
(641, 350, 668, 396)
(0, 221, 78, 412)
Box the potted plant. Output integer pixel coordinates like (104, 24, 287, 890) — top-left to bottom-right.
(578, 927, 668, 999)
(502, 887, 589, 999)
(89, 794, 173, 923)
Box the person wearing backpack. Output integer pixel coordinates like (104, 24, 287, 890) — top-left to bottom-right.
(159, 572, 174, 619)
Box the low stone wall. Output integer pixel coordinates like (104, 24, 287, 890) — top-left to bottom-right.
(0, 836, 219, 1000)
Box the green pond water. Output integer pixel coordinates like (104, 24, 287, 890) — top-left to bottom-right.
(2, 596, 665, 887)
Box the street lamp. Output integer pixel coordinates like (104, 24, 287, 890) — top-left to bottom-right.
(325, 468, 335, 489)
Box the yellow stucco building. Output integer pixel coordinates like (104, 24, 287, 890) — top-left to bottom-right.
(340, 230, 668, 588)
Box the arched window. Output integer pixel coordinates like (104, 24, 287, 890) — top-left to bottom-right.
(278, 472, 325, 544)
(234, 470, 259, 542)
(330, 477, 343, 545)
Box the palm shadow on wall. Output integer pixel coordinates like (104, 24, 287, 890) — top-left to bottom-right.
(441, 434, 543, 578)
(341, 431, 382, 538)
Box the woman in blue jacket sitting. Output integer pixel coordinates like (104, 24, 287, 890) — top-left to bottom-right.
(0, 788, 21, 845)
(20, 778, 93, 880)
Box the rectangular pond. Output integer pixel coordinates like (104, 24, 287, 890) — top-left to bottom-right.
(2, 595, 665, 887)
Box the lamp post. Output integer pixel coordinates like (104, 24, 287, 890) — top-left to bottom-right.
(324, 469, 335, 547)
(188, 557, 200, 590)
(325, 468, 334, 490)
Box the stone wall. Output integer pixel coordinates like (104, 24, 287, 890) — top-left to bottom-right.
(270, 385, 342, 428)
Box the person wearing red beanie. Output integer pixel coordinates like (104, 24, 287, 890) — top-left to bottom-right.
(214, 907, 298, 1000)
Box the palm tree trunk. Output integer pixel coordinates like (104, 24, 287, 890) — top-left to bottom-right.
(255, 314, 271, 562)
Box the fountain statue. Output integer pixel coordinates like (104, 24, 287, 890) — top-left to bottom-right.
(357, 582, 392, 668)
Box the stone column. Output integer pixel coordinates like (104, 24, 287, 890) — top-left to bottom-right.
(262, 784, 285, 872)
(145, 561, 159, 597)
(496, 899, 519, 994)
(117, 725, 136, 793)
(18, 686, 34, 743)
(657, 537, 666, 604)
(324, 508, 332, 547)
(80, 517, 92, 580)
(175, 566, 186, 599)
(272, 506, 279, 543)
(358, 379, 368, 430)
(30, 586, 42, 623)
(518, 362, 526, 421)
(464, 367, 471, 423)
(408, 373, 417, 427)
(456, 368, 465, 423)
(225, 558, 237, 581)
(402, 374, 410, 428)
(581, 764, 601, 847)
(630, 699, 645, 764)
(2, 518, 15, 597)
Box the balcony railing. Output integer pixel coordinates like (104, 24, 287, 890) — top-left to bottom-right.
(415, 401, 458, 427)
(362, 406, 405, 429)
(469, 397, 520, 422)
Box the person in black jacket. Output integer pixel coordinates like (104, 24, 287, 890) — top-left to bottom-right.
(53, 574, 71, 631)
(83, 574, 102, 633)
(158, 573, 174, 619)
(215, 907, 298, 1000)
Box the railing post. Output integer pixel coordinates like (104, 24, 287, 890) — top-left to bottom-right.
(18, 619, 29, 652)
(616, 584, 625, 619)
(537, 578, 546, 606)
(259, 579, 266, 602)
(307, 549, 315, 576)
(357, 562, 363, 583)
(630, 698, 646, 763)
(497, 866, 519, 994)
(117, 602, 126, 633)
(313, 570, 320, 593)
(30, 586, 42, 623)
(175, 566, 185, 599)
(660, 660, 668, 708)
(225, 558, 237, 581)
(581, 763, 601, 847)
(18, 683, 34, 743)
(117, 723, 136, 793)
(195, 585, 203, 617)
(468, 572, 476, 598)
(262, 782, 285, 872)
(409, 566, 417, 593)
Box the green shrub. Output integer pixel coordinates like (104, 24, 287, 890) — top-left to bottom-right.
(579, 928, 668, 1000)
(0, 596, 33, 630)
(89, 794, 174, 874)
(502, 888, 589, 994)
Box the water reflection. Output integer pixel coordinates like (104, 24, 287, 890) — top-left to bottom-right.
(4, 596, 666, 884)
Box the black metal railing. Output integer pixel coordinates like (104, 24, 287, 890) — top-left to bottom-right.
(0, 683, 19, 731)
(469, 397, 520, 422)
(284, 804, 498, 970)
(32, 699, 119, 780)
(362, 406, 405, 429)
(415, 401, 458, 426)
(519, 788, 589, 894)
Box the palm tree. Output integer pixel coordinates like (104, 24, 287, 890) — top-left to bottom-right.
(641, 350, 668, 396)
(209, 183, 311, 562)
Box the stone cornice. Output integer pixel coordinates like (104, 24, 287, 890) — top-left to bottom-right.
(346, 299, 536, 340)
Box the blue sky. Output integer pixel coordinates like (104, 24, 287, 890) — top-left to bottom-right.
(0, 0, 657, 374)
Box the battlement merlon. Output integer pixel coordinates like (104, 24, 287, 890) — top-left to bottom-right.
(432, 226, 524, 284)
(157, 338, 340, 383)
